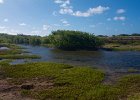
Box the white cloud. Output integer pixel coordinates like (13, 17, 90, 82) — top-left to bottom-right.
(60, 19, 70, 26)
(0, 0, 4, 4)
(54, 0, 109, 17)
(56, 0, 73, 15)
(73, 6, 109, 17)
(114, 16, 126, 21)
(59, 7, 73, 14)
(117, 9, 125, 14)
(19, 23, 26, 26)
(54, 0, 70, 5)
(59, 6, 109, 17)
(61, 19, 67, 24)
(4, 18, 8, 22)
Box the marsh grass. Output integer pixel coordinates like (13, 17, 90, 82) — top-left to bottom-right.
(127, 68, 140, 73)
(103, 43, 140, 51)
(128, 93, 140, 100)
(0, 43, 40, 59)
(0, 54, 41, 59)
(0, 62, 140, 100)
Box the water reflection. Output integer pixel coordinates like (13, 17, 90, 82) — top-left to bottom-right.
(11, 45, 140, 71)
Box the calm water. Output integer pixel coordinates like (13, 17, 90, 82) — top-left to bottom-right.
(12, 45, 140, 71)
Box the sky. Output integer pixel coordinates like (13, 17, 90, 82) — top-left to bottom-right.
(0, 0, 140, 36)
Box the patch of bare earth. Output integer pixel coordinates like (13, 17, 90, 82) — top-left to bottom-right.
(0, 77, 54, 100)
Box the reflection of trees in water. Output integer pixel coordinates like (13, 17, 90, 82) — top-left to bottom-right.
(14, 45, 140, 71)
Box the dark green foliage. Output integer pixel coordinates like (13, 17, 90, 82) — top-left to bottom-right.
(48, 30, 104, 50)
(1, 32, 139, 50)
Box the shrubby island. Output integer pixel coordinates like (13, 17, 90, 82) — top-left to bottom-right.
(48, 30, 104, 50)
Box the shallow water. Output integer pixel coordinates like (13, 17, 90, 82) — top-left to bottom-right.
(11, 45, 140, 71)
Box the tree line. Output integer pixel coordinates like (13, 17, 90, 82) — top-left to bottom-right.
(0, 30, 140, 50)
(0, 33, 48, 45)
(0, 30, 104, 50)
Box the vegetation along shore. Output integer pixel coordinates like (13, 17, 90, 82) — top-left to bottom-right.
(0, 30, 140, 99)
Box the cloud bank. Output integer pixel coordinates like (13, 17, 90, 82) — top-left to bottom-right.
(54, 0, 109, 17)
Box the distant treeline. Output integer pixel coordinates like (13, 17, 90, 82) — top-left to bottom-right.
(101, 33, 140, 45)
(116, 33, 140, 36)
(97, 33, 140, 37)
(0, 31, 140, 49)
(0, 33, 48, 45)
(0, 30, 104, 50)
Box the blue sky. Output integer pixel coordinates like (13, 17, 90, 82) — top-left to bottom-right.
(0, 0, 140, 36)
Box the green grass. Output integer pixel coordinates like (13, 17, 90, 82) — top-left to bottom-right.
(0, 54, 41, 59)
(127, 68, 140, 73)
(0, 43, 40, 59)
(116, 75, 140, 99)
(128, 93, 140, 100)
(103, 43, 140, 51)
(0, 62, 140, 100)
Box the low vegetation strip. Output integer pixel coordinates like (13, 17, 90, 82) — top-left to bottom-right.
(0, 54, 41, 59)
(0, 31, 140, 51)
(0, 61, 140, 100)
(0, 43, 41, 59)
(103, 43, 140, 51)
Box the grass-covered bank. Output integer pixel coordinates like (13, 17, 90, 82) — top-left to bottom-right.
(0, 61, 140, 100)
(0, 43, 41, 59)
(103, 43, 140, 51)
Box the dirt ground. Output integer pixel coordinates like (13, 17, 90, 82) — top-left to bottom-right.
(0, 71, 139, 100)
(0, 77, 54, 100)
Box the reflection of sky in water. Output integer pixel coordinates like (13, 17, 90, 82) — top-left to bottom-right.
(11, 45, 140, 71)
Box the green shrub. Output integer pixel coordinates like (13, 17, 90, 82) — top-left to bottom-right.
(48, 30, 104, 50)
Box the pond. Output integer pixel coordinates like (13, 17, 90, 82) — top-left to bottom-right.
(11, 45, 140, 72)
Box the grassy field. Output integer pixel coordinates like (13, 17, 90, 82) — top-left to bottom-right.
(103, 43, 140, 51)
(0, 43, 41, 59)
(0, 61, 140, 100)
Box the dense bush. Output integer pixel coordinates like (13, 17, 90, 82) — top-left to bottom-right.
(48, 30, 104, 50)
